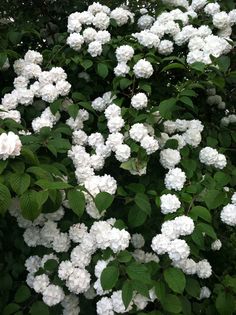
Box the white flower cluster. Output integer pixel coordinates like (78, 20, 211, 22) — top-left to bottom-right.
(206, 88, 226, 109)
(162, 119, 204, 148)
(199, 147, 227, 169)
(220, 194, 236, 227)
(114, 45, 134, 77)
(0, 132, 22, 160)
(151, 215, 211, 278)
(221, 114, 236, 127)
(129, 123, 159, 155)
(0, 50, 71, 125)
(67, 4, 134, 57)
(160, 194, 181, 214)
(131, 3, 234, 64)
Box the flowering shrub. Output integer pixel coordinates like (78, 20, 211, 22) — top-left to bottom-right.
(0, 0, 236, 314)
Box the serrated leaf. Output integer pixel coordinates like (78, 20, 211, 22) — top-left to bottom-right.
(30, 302, 49, 315)
(20, 190, 41, 221)
(134, 193, 151, 215)
(9, 173, 31, 195)
(0, 183, 11, 215)
(35, 179, 72, 190)
(203, 189, 226, 209)
(14, 285, 30, 303)
(216, 291, 235, 315)
(162, 294, 182, 313)
(179, 96, 194, 108)
(159, 98, 176, 119)
(97, 63, 109, 79)
(21, 147, 39, 165)
(164, 268, 186, 294)
(117, 250, 132, 263)
(68, 189, 85, 217)
(128, 206, 147, 227)
(126, 263, 151, 284)
(155, 282, 166, 302)
(101, 266, 119, 290)
(198, 222, 217, 239)
(68, 104, 79, 119)
(119, 78, 132, 89)
(190, 206, 211, 222)
(185, 278, 200, 298)
(3, 303, 20, 315)
(81, 59, 93, 70)
(95, 192, 114, 212)
(161, 63, 186, 72)
(122, 280, 133, 309)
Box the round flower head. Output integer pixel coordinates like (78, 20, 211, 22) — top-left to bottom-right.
(133, 59, 153, 78)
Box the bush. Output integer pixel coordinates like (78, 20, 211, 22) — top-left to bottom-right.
(0, 1, 236, 314)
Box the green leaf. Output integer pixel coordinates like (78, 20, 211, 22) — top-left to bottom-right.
(117, 250, 132, 263)
(164, 268, 186, 293)
(198, 223, 217, 239)
(132, 280, 149, 297)
(126, 263, 151, 284)
(0, 52, 7, 68)
(68, 104, 79, 119)
(30, 302, 49, 315)
(180, 296, 192, 315)
(162, 294, 182, 313)
(0, 183, 11, 215)
(0, 160, 8, 174)
(8, 31, 22, 44)
(155, 282, 166, 303)
(180, 89, 197, 97)
(81, 59, 93, 70)
(214, 172, 230, 187)
(122, 280, 133, 309)
(101, 266, 119, 290)
(216, 291, 235, 315)
(21, 147, 39, 165)
(14, 285, 30, 303)
(159, 98, 176, 119)
(161, 63, 186, 72)
(190, 206, 211, 222)
(119, 78, 132, 90)
(36, 191, 49, 207)
(179, 96, 194, 108)
(68, 189, 85, 217)
(27, 166, 52, 180)
(50, 98, 62, 114)
(35, 179, 72, 190)
(9, 173, 31, 195)
(44, 259, 58, 272)
(134, 193, 151, 215)
(217, 56, 230, 73)
(128, 206, 147, 228)
(203, 189, 226, 210)
(190, 62, 205, 72)
(3, 303, 20, 315)
(185, 278, 200, 298)
(20, 190, 41, 221)
(97, 63, 109, 79)
(95, 192, 114, 212)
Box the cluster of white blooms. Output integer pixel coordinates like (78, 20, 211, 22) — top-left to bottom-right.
(162, 119, 204, 148)
(220, 194, 236, 226)
(199, 286, 211, 300)
(160, 194, 181, 214)
(151, 215, 212, 278)
(114, 45, 134, 77)
(0, 132, 22, 160)
(0, 51, 71, 125)
(221, 114, 236, 127)
(67, 4, 134, 57)
(211, 239, 222, 251)
(131, 93, 148, 110)
(206, 88, 226, 109)
(129, 123, 159, 155)
(199, 147, 227, 169)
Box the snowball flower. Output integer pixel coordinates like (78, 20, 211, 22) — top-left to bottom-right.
(42, 284, 65, 306)
(115, 144, 131, 162)
(116, 45, 134, 63)
(151, 234, 171, 255)
(131, 93, 148, 110)
(196, 260, 212, 278)
(114, 63, 130, 77)
(165, 168, 186, 191)
(133, 59, 153, 78)
(88, 41, 103, 57)
(168, 239, 190, 262)
(211, 239, 222, 251)
(0, 132, 22, 160)
(129, 123, 148, 142)
(97, 297, 114, 315)
(33, 274, 50, 293)
(200, 287, 211, 299)
(160, 149, 181, 169)
(221, 204, 236, 226)
(131, 234, 145, 249)
(160, 194, 181, 214)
